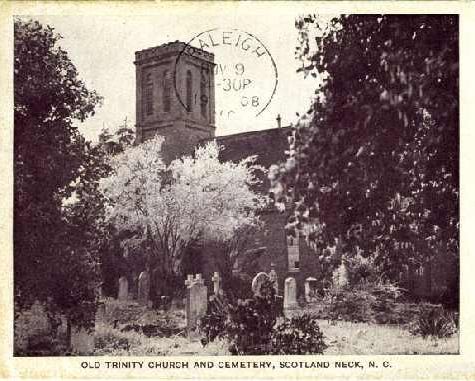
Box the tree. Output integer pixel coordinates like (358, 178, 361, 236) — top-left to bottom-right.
(14, 18, 102, 330)
(100, 137, 267, 297)
(96, 120, 136, 297)
(98, 117, 135, 155)
(271, 15, 458, 299)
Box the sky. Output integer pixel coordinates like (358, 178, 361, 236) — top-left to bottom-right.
(33, 11, 321, 141)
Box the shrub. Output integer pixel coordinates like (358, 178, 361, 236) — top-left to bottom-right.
(367, 280, 404, 324)
(120, 322, 182, 338)
(318, 283, 456, 329)
(319, 279, 406, 324)
(271, 314, 327, 354)
(345, 253, 376, 286)
(409, 304, 456, 338)
(94, 323, 141, 355)
(199, 294, 229, 344)
(200, 278, 280, 354)
(323, 287, 372, 323)
(224, 274, 254, 301)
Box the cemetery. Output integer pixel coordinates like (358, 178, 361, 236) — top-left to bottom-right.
(92, 266, 456, 356)
(14, 264, 458, 355)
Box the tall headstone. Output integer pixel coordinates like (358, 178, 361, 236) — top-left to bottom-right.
(268, 263, 279, 295)
(96, 301, 106, 321)
(211, 272, 222, 296)
(138, 271, 150, 305)
(185, 274, 208, 336)
(284, 277, 298, 309)
(96, 282, 104, 300)
(251, 272, 269, 296)
(118, 276, 129, 301)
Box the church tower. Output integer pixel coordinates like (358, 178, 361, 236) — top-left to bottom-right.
(134, 41, 215, 162)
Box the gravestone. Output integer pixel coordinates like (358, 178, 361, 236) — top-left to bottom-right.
(185, 274, 208, 336)
(284, 277, 298, 310)
(251, 272, 269, 296)
(268, 263, 278, 294)
(232, 258, 240, 275)
(185, 274, 194, 287)
(71, 326, 95, 355)
(131, 272, 139, 300)
(138, 271, 150, 305)
(304, 277, 318, 302)
(211, 272, 222, 295)
(96, 301, 106, 321)
(96, 282, 104, 300)
(118, 276, 129, 301)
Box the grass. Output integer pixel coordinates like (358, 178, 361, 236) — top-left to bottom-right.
(319, 319, 458, 355)
(94, 322, 230, 355)
(94, 299, 458, 356)
(95, 299, 229, 355)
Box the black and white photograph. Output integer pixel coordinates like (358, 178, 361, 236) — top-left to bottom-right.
(5, 3, 465, 371)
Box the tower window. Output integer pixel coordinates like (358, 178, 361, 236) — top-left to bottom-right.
(145, 84, 154, 116)
(200, 70, 208, 118)
(287, 232, 300, 272)
(186, 70, 193, 112)
(163, 70, 171, 112)
(143, 72, 154, 117)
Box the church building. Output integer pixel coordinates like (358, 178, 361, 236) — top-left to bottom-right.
(133, 41, 450, 301)
(133, 41, 322, 297)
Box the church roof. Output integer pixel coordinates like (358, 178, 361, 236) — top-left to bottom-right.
(209, 126, 292, 193)
(215, 126, 291, 168)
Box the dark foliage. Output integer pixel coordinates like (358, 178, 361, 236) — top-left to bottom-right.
(14, 18, 103, 331)
(271, 314, 327, 354)
(199, 294, 231, 344)
(318, 281, 407, 324)
(271, 15, 459, 302)
(121, 323, 182, 338)
(200, 278, 280, 354)
(409, 304, 456, 338)
(223, 274, 254, 301)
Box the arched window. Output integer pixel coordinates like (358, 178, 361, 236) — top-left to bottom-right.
(200, 72, 208, 118)
(144, 72, 154, 117)
(186, 70, 193, 112)
(163, 70, 171, 112)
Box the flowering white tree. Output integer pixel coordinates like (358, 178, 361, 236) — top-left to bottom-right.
(100, 136, 267, 283)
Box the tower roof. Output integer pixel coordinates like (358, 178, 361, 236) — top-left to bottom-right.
(134, 41, 214, 64)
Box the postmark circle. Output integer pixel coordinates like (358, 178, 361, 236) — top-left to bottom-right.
(173, 28, 278, 122)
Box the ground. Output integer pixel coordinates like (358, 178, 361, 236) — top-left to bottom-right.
(93, 298, 458, 355)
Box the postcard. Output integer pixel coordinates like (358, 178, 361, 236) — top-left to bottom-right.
(0, 1, 474, 380)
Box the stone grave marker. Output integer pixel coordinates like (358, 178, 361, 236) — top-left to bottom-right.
(71, 326, 95, 355)
(138, 270, 150, 305)
(304, 277, 318, 302)
(96, 282, 104, 300)
(211, 272, 222, 295)
(284, 277, 298, 310)
(251, 272, 269, 296)
(96, 301, 106, 321)
(118, 276, 129, 301)
(185, 274, 208, 337)
(185, 274, 194, 287)
(268, 263, 279, 294)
